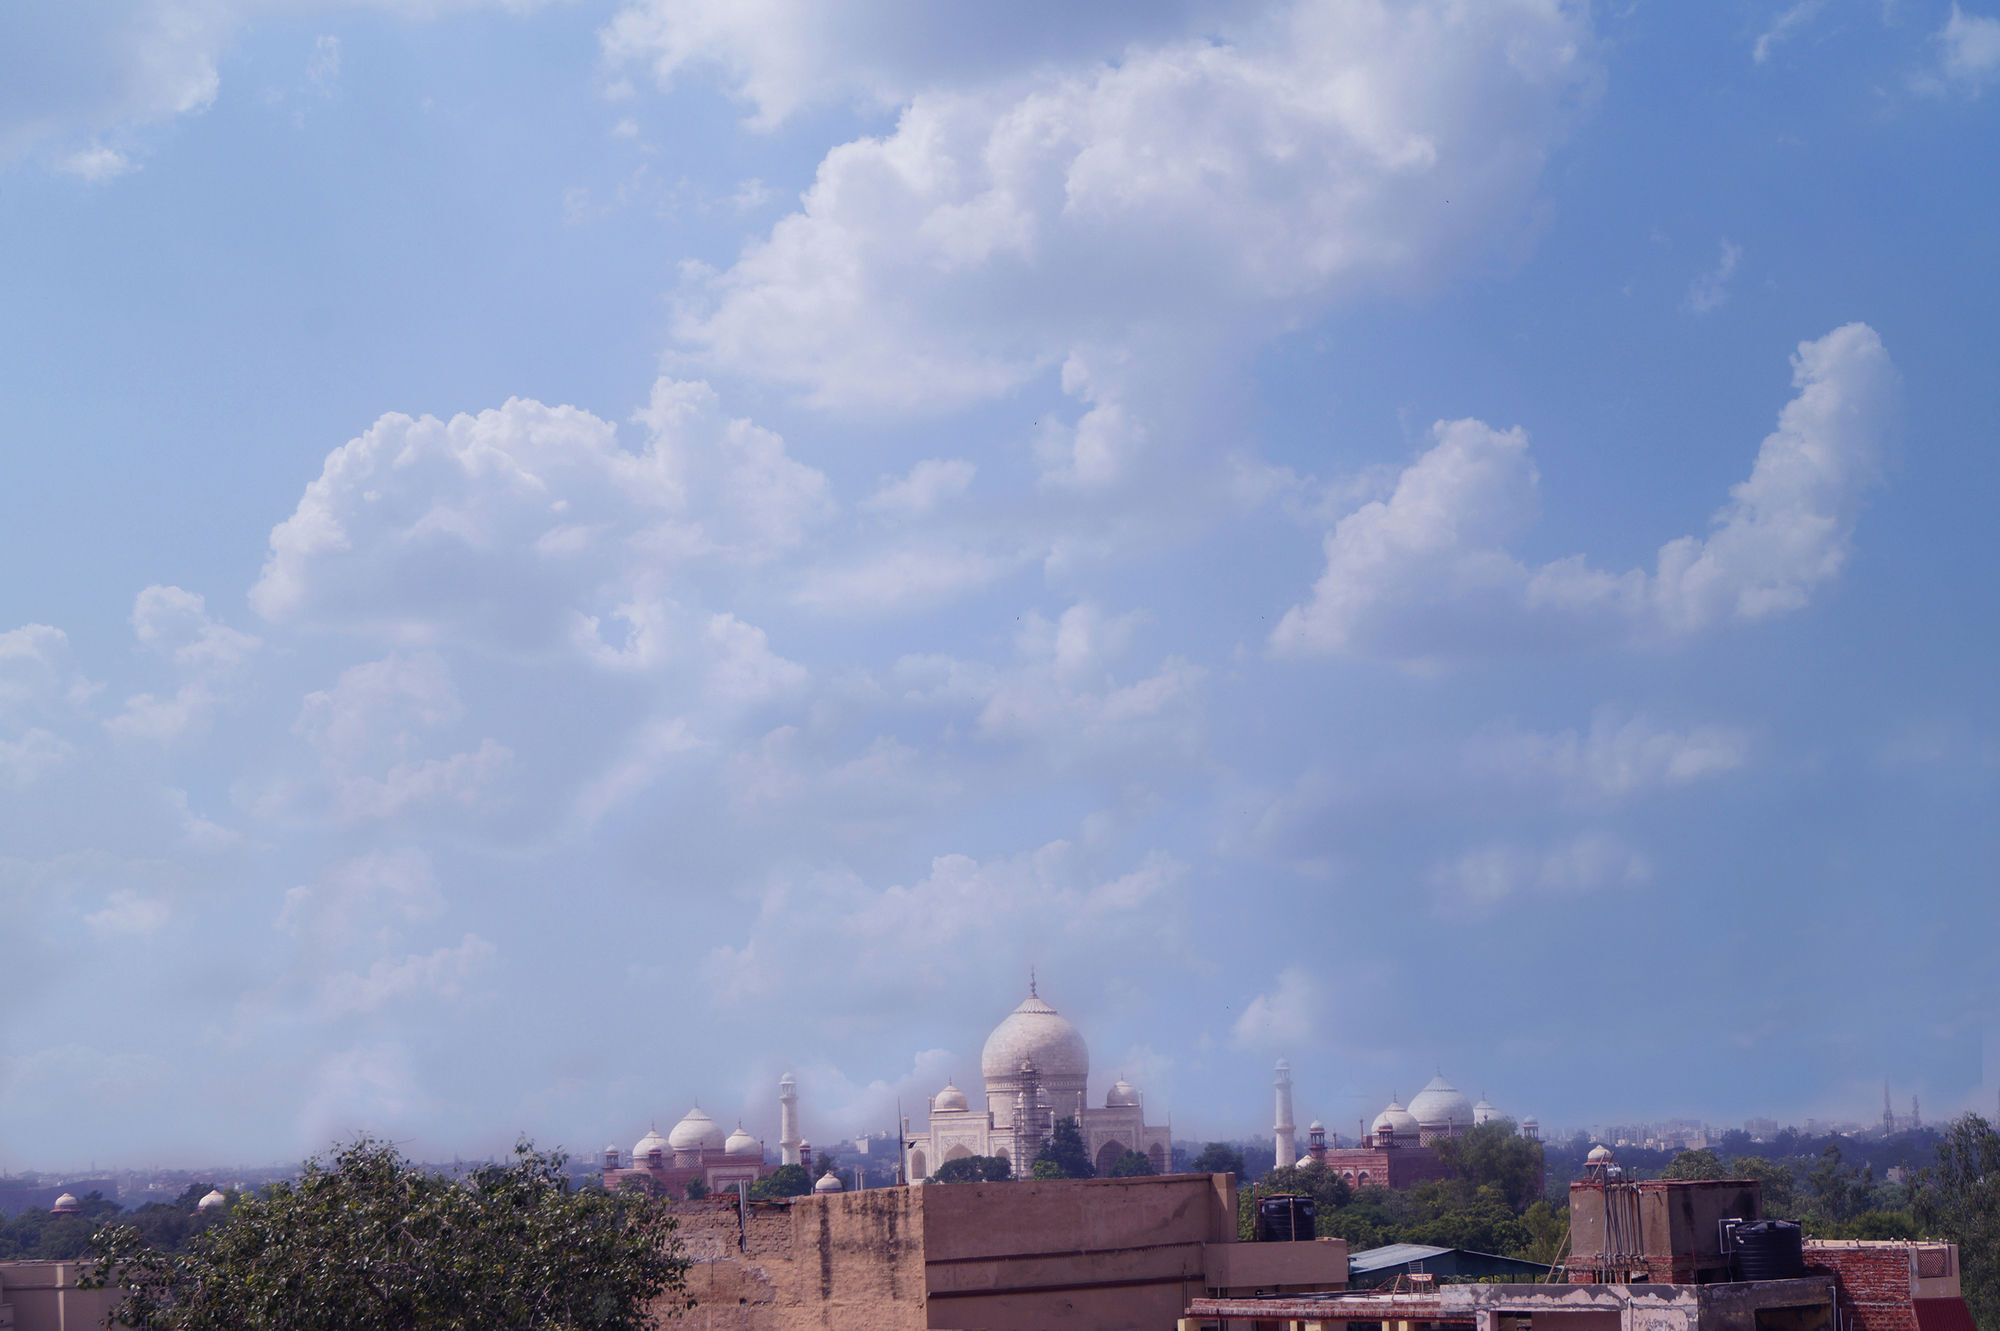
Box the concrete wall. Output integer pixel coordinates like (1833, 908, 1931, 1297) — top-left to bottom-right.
(0, 1262, 122, 1331)
(662, 1173, 1345, 1331)
(1570, 1180, 1763, 1283)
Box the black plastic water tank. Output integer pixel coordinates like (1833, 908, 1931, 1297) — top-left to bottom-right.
(1256, 1194, 1316, 1242)
(1734, 1220, 1805, 1280)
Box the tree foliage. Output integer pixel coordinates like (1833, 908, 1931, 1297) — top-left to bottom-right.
(1031, 1118, 1095, 1180)
(1660, 1149, 1728, 1181)
(749, 1164, 812, 1200)
(1106, 1150, 1157, 1178)
(931, 1155, 1012, 1184)
(86, 1138, 685, 1331)
(1911, 1114, 2000, 1331)
(1724, 1156, 1796, 1216)
(1261, 1161, 1350, 1213)
(1434, 1121, 1546, 1212)
(1191, 1142, 1246, 1179)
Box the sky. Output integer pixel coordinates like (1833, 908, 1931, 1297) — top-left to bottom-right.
(1, 0, 1996, 1173)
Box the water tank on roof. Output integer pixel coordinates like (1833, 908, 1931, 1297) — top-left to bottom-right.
(1734, 1220, 1805, 1281)
(1255, 1194, 1316, 1242)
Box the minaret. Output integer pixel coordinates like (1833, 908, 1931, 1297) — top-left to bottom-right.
(1273, 1059, 1297, 1170)
(779, 1073, 802, 1166)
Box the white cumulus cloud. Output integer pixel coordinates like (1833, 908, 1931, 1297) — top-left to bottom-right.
(673, 0, 1597, 425)
(251, 382, 829, 651)
(1270, 323, 1899, 664)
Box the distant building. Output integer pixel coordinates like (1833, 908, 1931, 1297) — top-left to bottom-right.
(1303, 1076, 1534, 1192)
(902, 979, 1169, 1181)
(603, 1099, 778, 1199)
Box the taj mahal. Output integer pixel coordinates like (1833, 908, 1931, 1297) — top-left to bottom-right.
(902, 979, 1170, 1181)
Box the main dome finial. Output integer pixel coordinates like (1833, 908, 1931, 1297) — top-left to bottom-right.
(1029, 966, 1037, 998)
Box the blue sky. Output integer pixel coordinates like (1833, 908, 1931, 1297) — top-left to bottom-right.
(1, 0, 1996, 1171)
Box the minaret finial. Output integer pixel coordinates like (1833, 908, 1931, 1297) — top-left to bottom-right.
(1029, 967, 1037, 998)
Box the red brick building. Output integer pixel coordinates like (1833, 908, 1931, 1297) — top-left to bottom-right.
(1803, 1240, 1972, 1331)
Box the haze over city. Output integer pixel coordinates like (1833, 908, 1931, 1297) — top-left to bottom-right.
(1, 0, 1996, 1175)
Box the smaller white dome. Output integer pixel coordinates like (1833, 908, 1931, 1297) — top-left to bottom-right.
(725, 1124, 761, 1157)
(51, 1193, 78, 1213)
(933, 1083, 968, 1112)
(1309, 1119, 1325, 1131)
(633, 1128, 669, 1161)
(668, 1106, 727, 1153)
(1588, 1144, 1616, 1163)
(1105, 1079, 1139, 1108)
(1372, 1099, 1420, 1137)
(197, 1189, 226, 1211)
(813, 1170, 844, 1193)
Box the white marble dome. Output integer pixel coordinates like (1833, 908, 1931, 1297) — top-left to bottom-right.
(1589, 1144, 1616, 1163)
(981, 989, 1089, 1087)
(933, 1083, 968, 1113)
(813, 1170, 844, 1193)
(1105, 1078, 1139, 1108)
(1408, 1075, 1475, 1130)
(1309, 1119, 1325, 1132)
(197, 1189, 226, 1211)
(51, 1193, 78, 1213)
(632, 1128, 669, 1161)
(725, 1124, 761, 1157)
(668, 1107, 727, 1153)
(1372, 1099, 1421, 1137)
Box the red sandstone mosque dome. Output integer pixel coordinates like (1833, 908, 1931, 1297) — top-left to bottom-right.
(632, 1127, 669, 1161)
(725, 1123, 761, 1157)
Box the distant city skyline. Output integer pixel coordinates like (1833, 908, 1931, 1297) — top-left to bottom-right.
(1, 2, 1995, 1168)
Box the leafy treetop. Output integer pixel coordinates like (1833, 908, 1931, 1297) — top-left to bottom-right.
(87, 1137, 686, 1331)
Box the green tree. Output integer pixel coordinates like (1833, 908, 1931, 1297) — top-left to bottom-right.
(87, 1137, 684, 1331)
(682, 1176, 709, 1201)
(1261, 1161, 1351, 1216)
(749, 1164, 812, 1199)
(1104, 1150, 1156, 1178)
(1434, 1121, 1546, 1212)
(1802, 1144, 1870, 1226)
(1724, 1156, 1796, 1216)
(1910, 1113, 2000, 1331)
(1030, 1118, 1095, 1180)
(1191, 1142, 1246, 1178)
(1660, 1149, 1727, 1181)
(932, 1155, 1012, 1184)
(1518, 1199, 1570, 1264)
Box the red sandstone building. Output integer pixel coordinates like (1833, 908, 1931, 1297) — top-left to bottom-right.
(601, 1106, 775, 1200)
(1303, 1076, 1537, 1190)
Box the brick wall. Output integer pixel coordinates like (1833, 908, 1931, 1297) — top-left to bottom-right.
(1803, 1243, 1919, 1331)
